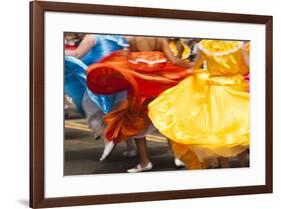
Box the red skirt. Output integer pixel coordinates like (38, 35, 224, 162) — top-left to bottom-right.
(87, 50, 190, 142)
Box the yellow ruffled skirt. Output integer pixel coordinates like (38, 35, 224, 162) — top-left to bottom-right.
(148, 70, 250, 162)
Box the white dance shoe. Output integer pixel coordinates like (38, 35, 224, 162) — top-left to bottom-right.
(127, 162, 153, 173)
(174, 158, 185, 168)
(99, 141, 116, 161)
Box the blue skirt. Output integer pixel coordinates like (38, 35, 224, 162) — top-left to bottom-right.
(64, 56, 117, 114)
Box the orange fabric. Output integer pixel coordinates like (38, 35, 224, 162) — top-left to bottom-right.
(87, 51, 190, 142)
(103, 98, 150, 142)
(170, 141, 208, 169)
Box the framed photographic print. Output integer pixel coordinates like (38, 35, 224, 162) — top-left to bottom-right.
(30, 1, 273, 208)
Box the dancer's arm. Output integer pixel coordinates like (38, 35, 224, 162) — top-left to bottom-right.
(161, 39, 194, 69)
(193, 53, 204, 71)
(175, 40, 184, 58)
(65, 35, 96, 58)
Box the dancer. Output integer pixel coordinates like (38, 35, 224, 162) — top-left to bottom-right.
(87, 36, 193, 172)
(65, 34, 129, 113)
(64, 34, 136, 160)
(169, 38, 191, 61)
(148, 40, 250, 169)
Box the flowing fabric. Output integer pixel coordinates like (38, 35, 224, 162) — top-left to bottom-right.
(87, 51, 190, 143)
(64, 56, 88, 113)
(169, 140, 208, 169)
(148, 40, 250, 164)
(64, 56, 117, 114)
(64, 35, 128, 114)
(81, 35, 129, 65)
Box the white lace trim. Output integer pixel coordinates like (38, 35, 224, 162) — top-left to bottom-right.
(129, 58, 167, 65)
(198, 41, 243, 56)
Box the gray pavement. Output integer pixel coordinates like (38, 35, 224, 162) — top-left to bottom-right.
(63, 110, 183, 175)
(64, 108, 249, 176)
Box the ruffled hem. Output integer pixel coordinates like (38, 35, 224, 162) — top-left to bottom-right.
(148, 72, 250, 159)
(198, 40, 243, 56)
(87, 51, 190, 142)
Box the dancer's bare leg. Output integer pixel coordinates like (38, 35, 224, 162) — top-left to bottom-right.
(127, 137, 152, 172)
(134, 137, 150, 167)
